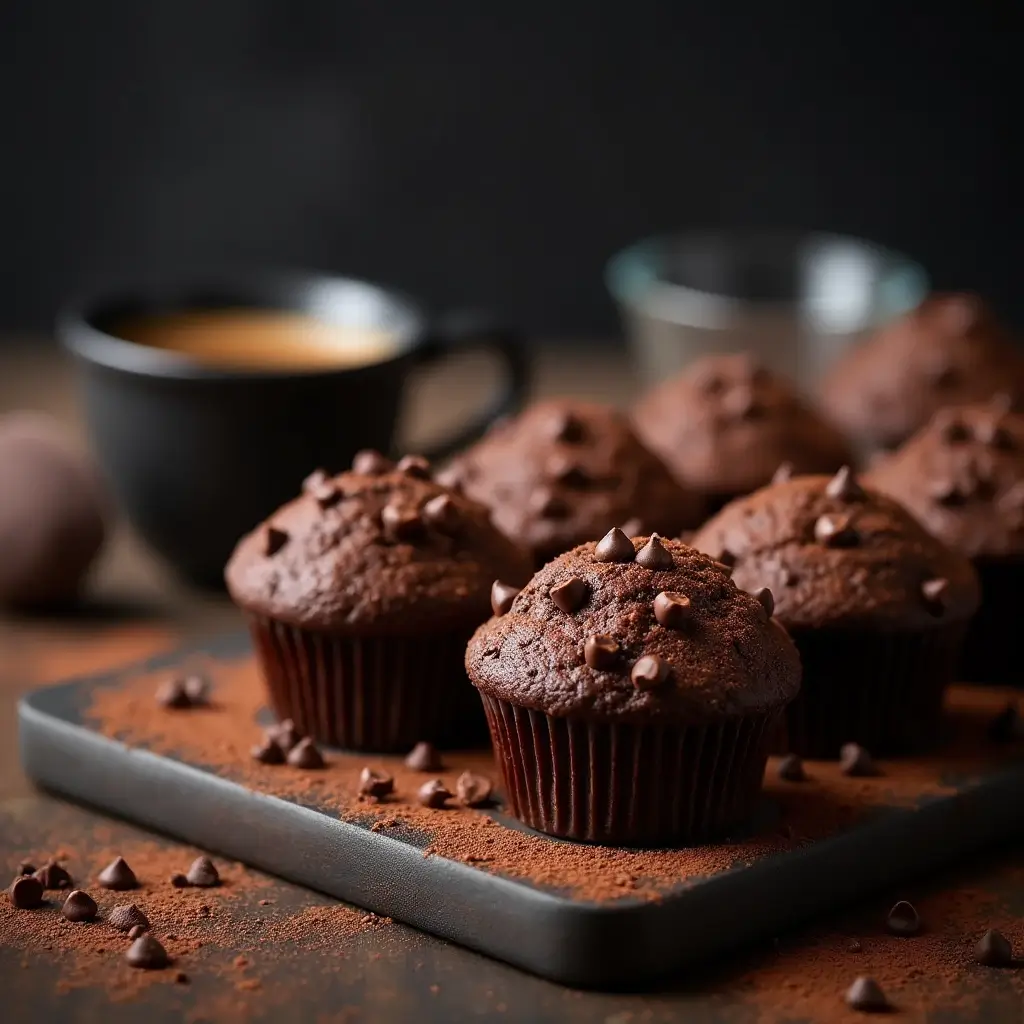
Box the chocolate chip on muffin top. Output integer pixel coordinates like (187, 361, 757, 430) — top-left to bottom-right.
(820, 293, 1024, 453)
(867, 401, 1024, 559)
(225, 452, 531, 633)
(466, 531, 801, 723)
(690, 469, 980, 631)
(631, 353, 853, 512)
(436, 400, 703, 565)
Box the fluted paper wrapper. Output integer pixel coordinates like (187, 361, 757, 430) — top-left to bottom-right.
(481, 695, 779, 846)
(247, 615, 486, 752)
(959, 559, 1024, 685)
(784, 625, 967, 759)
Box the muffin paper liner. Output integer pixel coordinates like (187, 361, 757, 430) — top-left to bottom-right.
(247, 615, 486, 752)
(480, 695, 779, 846)
(784, 625, 968, 758)
(959, 559, 1024, 685)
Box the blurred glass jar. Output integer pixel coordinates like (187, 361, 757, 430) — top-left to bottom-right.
(606, 231, 929, 390)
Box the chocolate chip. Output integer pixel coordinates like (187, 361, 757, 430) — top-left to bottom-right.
(61, 889, 98, 922)
(170, 873, 188, 888)
(421, 494, 461, 534)
(635, 534, 674, 570)
(753, 587, 775, 618)
(128, 924, 147, 940)
(921, 578, 949, 616)
(286, 737, 325, 769)
(126, 933, 169, 970)
(17, 862, 35, 877)
(33, 861, 72, 890)
(490, 580, 520, 616)
(845, 976, 889, 1012)
(886, 900, 920, 936)
(654, 591, 692, 629)
(455, 771, 493, 807)
(97, 857, 137, 891)
(549, 576, 588, 613)
(352, 450, 393, 475)
(987, 703, 1023, 742)
(840, 743, 879, 777)
(417, 780, 452, 809)
(584, 634, 620, 670)
(182, 673, 211, 706)
(8, 875, 43, 909)
(619, 517, 644, 537)
(264, 525, 289, 557)
(251, 737, 285, 764)
(825, 466, 865, 501)
(777, 754, 806, 782)
(631, 655, 670, 690)
(594, 527, 635, 563)
(185, 857, 220, 888)
(109, 904, 149, 933)
(155, 677, 191, 709)
(359, 768, 394, 799)
(405, 742, 443, 772)
(531, 489, 571, 519)
(975, 928, 1013, 966)
(267, 719, 302, 752)
(551, 411, 586, 444)
(814, 514, 858, 548)
(395, 454, 431, 479)
(381, 502, 423, 542)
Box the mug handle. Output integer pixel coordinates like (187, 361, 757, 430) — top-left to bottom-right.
(410, 309, 531, 461)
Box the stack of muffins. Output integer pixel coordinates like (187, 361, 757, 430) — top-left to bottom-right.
(225, 290, 1024, 849)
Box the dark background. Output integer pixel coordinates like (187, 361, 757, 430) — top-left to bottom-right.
(1, 2, 1019, 339)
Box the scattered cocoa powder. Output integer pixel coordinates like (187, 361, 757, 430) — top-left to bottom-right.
(84, 655, 1024, 902)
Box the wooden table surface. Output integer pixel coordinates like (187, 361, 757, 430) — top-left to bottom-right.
(3, 343, 1024, 1022)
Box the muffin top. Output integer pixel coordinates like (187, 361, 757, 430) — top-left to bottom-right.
(225, 451, 532, 633)
(867, 400, 1024, 560)
(436, 399, 703, 565)
(631, 353, 853, 508)
(820, 293, 1024, 453)
(690, 469, 980, 631)
(466, 532, 801, 724)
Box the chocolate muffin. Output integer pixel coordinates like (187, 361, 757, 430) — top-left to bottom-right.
(435, 400, 703, 567)
(466, 532, 801, 845)
(691, 470, 980, 757)
(225, 452, 532, 752)
(820, 293, 1024, 454)
(631, 353, 854, 515)
(868, 400, 1024, 682)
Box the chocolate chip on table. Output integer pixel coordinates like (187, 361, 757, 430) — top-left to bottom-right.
(128, 925, 148, 940)
(584, 634, 620, 670)
(814, 514, 858, 548)
(381, 502, 424, 542)
(125, 933, 169, 970)
(549, 576, 588, 613)
(155, 677, 191, 709)
(405, 742, 443, 772)
(987, 704, 1023, 742)
(97, 856, 138, 891)
(359, 768, 395, 799)
(8, 875, 44, 909)
(594, 527, 636, 563)
(286, 737, 325, 770)
(395, 454, 431, 479)
(631, 655, 670, 690)
(170, 873, 189, 888)
(61, 889, 98, 922)
(635, 534, 674, 570)
(975, 928, 1014, 966)
(455, 771, 493, 808)
(251, 737, 285, 765)
(840, 743, 880, 777)
(777, 754, 806, 782)
(825, 465, 865, 501)
(886, 900, 921, 937)
(421, 494, 461, 534)
(921, 578, 949, 617)
(267, 719, 302, 752)
(263, 525, 289, 557)
(417, 779, 452, 809)
(753, 587, 775, 618)
(490, 581, 520, 617)
(352, 449, 393, 476)
(33, 861, 72, 890)
(185, 857, 220, 888)
(771, 462, 794, 484)
(654, 591, 692, 629)
(845, 976, 889, 1012)
(109, 904, 149, 933)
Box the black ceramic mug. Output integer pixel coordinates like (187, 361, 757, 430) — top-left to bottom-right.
(59, 271, 530, 586)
